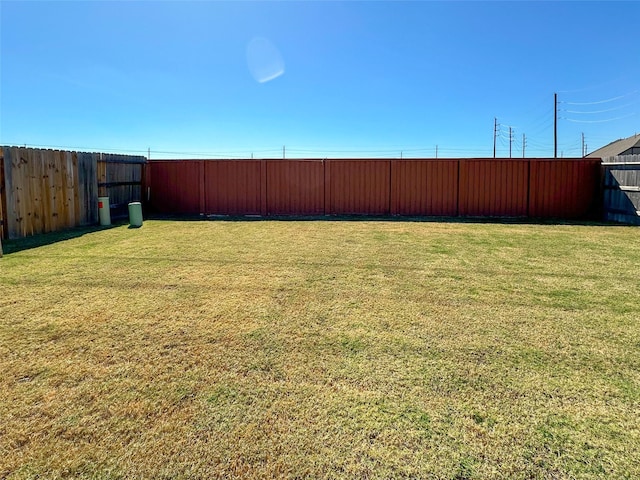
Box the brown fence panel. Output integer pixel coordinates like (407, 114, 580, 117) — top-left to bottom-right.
(0, 153, 5, 242)
(391, 160, 458, 215)
(459, 159, 529, 216)
(1, 147, 87, 239)
(204, 160, 262, 215)
(148, 160, 202, 214)
(529, 159, 601, 218)
(77, 152, 99, 226)
(602, 156, 640, 224)
(326, 160, 391, 215)
(266, 160, 324, 215)
(98, 154, 146, 216)
(145, 157, 603, 220)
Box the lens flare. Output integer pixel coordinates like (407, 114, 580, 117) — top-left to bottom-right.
(246, 37, 285, 83)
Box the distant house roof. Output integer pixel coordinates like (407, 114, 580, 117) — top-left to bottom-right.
(587, 134, 640, 158)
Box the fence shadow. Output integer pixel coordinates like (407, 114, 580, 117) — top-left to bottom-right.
(3, 212, 629, 257)
(603, 162, 640, 225)
(1, 223, 124, 255)
(145, 213, 619, 227)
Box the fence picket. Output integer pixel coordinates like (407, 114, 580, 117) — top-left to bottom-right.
(0, 146, 146, 239)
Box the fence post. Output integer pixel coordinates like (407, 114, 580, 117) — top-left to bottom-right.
(199, 160, 205, 214)
(0, 151, 5, 243)
(389, 159, 397, 215)
(260, 160, 267, 216)
(526, 159, 531, 217)
(455, 159, 461, 217)
(324, 159, 331, 215)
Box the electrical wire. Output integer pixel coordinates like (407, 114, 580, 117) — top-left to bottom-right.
(562, 101, 638, 115)
(561, 90, 638, 106)
(562, 112, 636, 124)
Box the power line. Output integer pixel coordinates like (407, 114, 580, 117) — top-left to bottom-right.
(562, 112, 636, 124)
(563, 100, 638, 115)
(561, 90, 638, 106)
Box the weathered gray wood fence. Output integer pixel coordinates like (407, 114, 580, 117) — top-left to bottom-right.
(0, 147, 146, 240)
(602, 155, 640, 225)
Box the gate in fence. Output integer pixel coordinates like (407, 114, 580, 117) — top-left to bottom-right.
(602, 155, 640, 225)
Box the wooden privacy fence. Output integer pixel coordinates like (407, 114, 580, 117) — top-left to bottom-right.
(0, 147, 146, 240)
(147, 158, 602, 219)
(97, 154, 146, 218)
(602, 155, 640, 225)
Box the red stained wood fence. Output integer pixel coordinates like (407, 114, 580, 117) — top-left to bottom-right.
(146, 158, 602, 220)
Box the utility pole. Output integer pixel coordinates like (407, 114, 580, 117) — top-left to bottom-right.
(435, 145, 438, 159)
(554, 93, 558, 159)
(148, 147, 150, 160)
(522, 133, 526, 158)
(493, 118, 498, 158)
(509, 126, 513, 158)
(283, 145, 285, 159)
(581, 132, 585, 157)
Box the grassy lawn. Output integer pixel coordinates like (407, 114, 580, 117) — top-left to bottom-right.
(1, 219, 639, 479)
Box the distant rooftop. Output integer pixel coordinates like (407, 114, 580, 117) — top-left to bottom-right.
(587, 133, 640, 158)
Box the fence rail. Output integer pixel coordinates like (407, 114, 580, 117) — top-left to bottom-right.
(0, 147, 146, 239)
(147, 158, 602, 220)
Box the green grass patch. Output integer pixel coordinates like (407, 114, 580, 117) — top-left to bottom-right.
(1, 219, 639, 479)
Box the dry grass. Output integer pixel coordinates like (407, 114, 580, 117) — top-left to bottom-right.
(1, 219, 639, 479)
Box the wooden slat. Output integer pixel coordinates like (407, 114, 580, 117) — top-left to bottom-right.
(98, 154, 145, 208)
(97, 156, 107, 197)
(0, 147, 147, 238)
(100, 158, 146, 164)
(0, 149, 6, 241)
(602, 162, 640, 224)
(5, 147, 21, 239)
(0, 149, 4, 254)
(98, 181, 142, 188)
(79, 152, 98, 225)
(72, 151, 81, 227)
(602, 154, 640, 165)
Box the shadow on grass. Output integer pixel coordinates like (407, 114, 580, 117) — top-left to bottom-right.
(1, 213, 629, 257)
(1, 222, 126, 255)
(145, 213, 624, 227)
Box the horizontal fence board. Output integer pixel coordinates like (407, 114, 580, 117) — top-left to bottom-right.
(602, 154, 640, 165)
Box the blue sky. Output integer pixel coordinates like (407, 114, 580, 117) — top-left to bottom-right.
(1, 1, 639, 159)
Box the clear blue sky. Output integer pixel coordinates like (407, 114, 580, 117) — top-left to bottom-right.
(1, 1, 639, 159)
